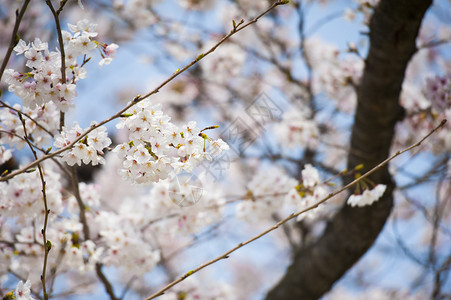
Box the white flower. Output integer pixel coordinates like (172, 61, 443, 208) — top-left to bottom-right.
(99, 57, 113, 67)
(302, 164, 320, 188)
(54, 122, 111, 166)
(201, 42, 246, 83)
(70, 35, 97, 56)
(63, 151, 82, 166)
(423, 73, 451, 112)
(68, 19, 98, 37)
(134, 144, 152, 164)
(274, 109, 319, 149)
(104, 43, 119, 56)
(15, 280, 35, 300)
(4, 19, 117, 113)
(347, 184, 387, 207)
(210, 139, 229, 157)
(370, 184, 387, 199)
(114, 101, 227, 184)
(13, 39, 29, 54)
(0, 146, 13, 164)
(72, 143, 89, 158)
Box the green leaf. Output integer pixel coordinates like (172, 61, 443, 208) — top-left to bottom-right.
(120, 113, 134, 118)
(46, 240, 52, 250)
(196, 53, 204, 61)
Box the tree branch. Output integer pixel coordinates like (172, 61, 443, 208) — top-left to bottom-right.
(0, 0, 288, 183)
(145, 119, 445, 300)
(0, 0, 30, 82)
(266, 1, 433, 299)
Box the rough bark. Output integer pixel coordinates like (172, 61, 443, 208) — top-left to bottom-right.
(266, 1, 432, 299)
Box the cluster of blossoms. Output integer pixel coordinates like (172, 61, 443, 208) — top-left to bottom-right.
(0, 164, 103, 287)
(285, 164, 329, 221)
(64, 171, 225, 277)
(113, 0, 161, 29)
(273, 108, 320, 150)
(236, 166, 298, 223)
(0, 162, 63, 223)
(400, 82, 430, 112)
(305, 37, 364, 113)
(147, 174, 226, 236)
(347, 184, 387, 207)
(93, 153, 226, 237)
(237, 164, 329, 223)
(423, 73, 451, 112)
(53, 121, 111, 166)
(93, 210, 161, 276)
(201, 42, 246, 83)
(3, 19, 117, 112)
(64, 180, 159, 277)
(14, 280, 35, 300)
(114, 100, 229, 184)
(395, 71, 451, 154)
(239, 164, 387, 223)
(0, 102, 60, 151)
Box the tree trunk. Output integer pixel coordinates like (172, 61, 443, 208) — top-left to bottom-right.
(266, 1, 432, 299)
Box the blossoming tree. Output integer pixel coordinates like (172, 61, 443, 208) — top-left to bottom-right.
(0, 0, 450, 299)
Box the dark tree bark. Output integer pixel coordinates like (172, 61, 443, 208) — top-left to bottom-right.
(266, 1, 432, 299)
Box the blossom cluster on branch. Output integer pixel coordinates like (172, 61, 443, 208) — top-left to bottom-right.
(0, 0, 449, 299)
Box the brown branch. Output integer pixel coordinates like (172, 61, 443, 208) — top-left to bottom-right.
(0, 101, 55, 137)
(144, 119, 445, 300)
(0, 0, 31, 82)
(68, 163, 118, 300)
(69, 167, 90, 240)
(44, 0, 67, 131)
(0, 0, 288, 183)
(95, 263, 119, 300)
(266, 1, 433, 299)
(18, 112, 51, 300)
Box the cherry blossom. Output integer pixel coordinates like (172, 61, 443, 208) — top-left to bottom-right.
(15, 280, 35, 300)
(3, 19, 115, 112)
(113, 101, 228, 184)
(347, 184, 387, 207)
(273, 109, 319, 149)
(424, 73, 451, 112)
(0, 0, 448, 299)
(54, 122, 111, 166)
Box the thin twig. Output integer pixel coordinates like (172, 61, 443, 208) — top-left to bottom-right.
(0, 129, 46, 153)
(48, 239, 67, 296)
(69, 167, 90, 240)
(95, 263, 119, 300)
(45, 0, 67, 131)
(69, 161, 118, 300)
(144, 119, 447, 300)
(9, 268, 44, 300)
(0, 128, 70, 179)
(418, 38, 451, 49)
(0, 0, 31, 82)
(0, 101, 55, 137)
(119, 276, 137, 300)
(0, 0, 289, 182)
(18, 112, 51, 300)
